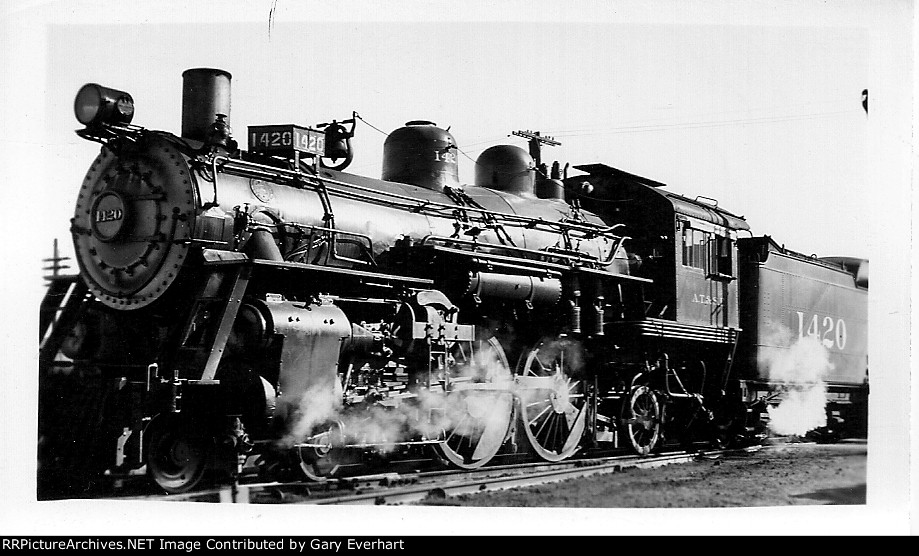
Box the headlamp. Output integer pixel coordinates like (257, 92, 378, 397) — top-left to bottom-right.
(74, 83, 135, 128)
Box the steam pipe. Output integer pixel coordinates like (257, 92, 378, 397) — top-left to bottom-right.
(658, 354, 695, 399)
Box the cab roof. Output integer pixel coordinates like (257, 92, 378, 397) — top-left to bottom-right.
(574, 163, 750, 231)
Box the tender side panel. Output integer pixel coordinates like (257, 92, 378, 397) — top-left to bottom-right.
(738, 240, 868, 386)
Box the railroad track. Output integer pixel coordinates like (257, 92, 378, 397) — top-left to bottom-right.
(136, 445, 764, 506)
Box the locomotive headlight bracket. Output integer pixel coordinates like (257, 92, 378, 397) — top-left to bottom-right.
(74, 83, 135, 128)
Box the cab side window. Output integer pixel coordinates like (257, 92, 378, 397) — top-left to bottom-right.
(682, 226, 734, 278)
(682, 226, 710, 271)
(713, 235, 733, 277)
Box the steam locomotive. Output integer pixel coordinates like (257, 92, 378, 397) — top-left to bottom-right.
(38, 69, 868, 496)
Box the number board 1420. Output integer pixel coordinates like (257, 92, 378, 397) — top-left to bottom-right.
(248, 125, 326, 156)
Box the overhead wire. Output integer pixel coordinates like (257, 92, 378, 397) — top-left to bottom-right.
(546, 109, 855, 140)
(353, 112, 523, 174)
(453, 103, 858, 155)
(353, 112, 390, 138)
(339, 106, 858, 181)
(540, 96, 859, 136)
(459, 110, 853, 174)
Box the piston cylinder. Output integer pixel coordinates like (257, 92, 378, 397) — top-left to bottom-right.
(182, 68, 232, 142)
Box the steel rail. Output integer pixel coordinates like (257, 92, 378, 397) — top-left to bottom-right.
(310, 451, 709, 506)
(112, 442, 799, 504)
(150, 448, 747, 504)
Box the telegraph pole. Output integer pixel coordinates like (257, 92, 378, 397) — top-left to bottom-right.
(511, 129, 560, 168)
(42, 238, 71, 280)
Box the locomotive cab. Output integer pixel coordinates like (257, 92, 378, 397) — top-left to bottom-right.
(566, 164, 750, 451)
(568, 163, 748, 329)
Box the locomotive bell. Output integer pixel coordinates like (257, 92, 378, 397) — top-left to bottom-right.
(319, 120, 355, 171)
(474, 145, 535, 196)
(382, 121, 460, 192)
(324, 121, 352, 159)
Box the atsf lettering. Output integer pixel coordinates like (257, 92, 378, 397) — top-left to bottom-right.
(692, 293, 721, 306)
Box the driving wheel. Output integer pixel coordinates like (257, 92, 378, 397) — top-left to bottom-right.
(515, 338, 587, 462)
(436, 336, 514, 469)
(295, 421, 345, 482)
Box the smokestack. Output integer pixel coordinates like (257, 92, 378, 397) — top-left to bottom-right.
(181, 68, 232, 141)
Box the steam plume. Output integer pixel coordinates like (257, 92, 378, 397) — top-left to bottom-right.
(761, 330, 833, 436)
(277, 339, 516, 454)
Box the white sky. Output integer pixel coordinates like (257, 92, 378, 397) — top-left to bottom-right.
(0, 0, 915, 536)
(39, 9, 870, 260)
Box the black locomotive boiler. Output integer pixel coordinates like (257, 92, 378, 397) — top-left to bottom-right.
(38, 68, 868, 496)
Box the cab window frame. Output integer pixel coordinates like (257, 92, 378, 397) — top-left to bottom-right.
(681, 223, 735, 280)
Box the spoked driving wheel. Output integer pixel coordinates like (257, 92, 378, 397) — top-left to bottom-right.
(436, 336, 514, 469)
(515, 338, 588, 462)
(295, 421, 345, 482)
(144, 414, 213, 494)
(623, 385, 662, 455)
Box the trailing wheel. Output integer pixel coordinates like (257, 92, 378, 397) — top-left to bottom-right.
(144, 414, 213, 494)
(436, 336, 514, 469)
(515, 338, 587, 462)
(622, 385, 662, 455)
